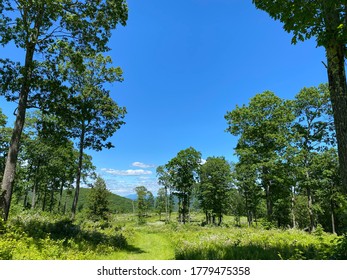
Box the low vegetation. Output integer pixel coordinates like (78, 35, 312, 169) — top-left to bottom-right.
(1, 211, 346, 260)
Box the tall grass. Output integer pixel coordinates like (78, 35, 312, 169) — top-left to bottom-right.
(0, 211, 129, 260)
(171, 224, 341, 260)
(1, 212, 345, 260)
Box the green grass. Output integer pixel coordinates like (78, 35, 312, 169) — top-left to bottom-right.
(1, 211, 345, 260)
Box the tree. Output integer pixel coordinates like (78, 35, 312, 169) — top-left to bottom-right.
(252, 0, 347, 194)
(0, 109, 10, 209)
(292, 84, 334, 231)
(87, 176, 110, 221)
(146, 191, 155, 213)
(198, 156, 232, 226)
(156, 165, 174, 222)
(135, 186, 148, 224)
(233, 160, 263, 226)
(225, 91, 295, 222)
(165, 147, 202, 224)
(155, 188, 167, 221)
(228, 187, 246, 227)
(0, 109, 10, 182)
(57, 54, 126, 219)
(0, 0, 128, 221)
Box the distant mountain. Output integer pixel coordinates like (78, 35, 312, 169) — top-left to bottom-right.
(124, 194, 137, 201)
(66, 188, 134, 213)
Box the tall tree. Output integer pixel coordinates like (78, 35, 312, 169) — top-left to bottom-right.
(198, 156, 232, 225)
(252, 0, 347, 194)
(233, 160, 263, 226)
(135, 186, 148, 224)
(165, 147, 202, 224)
(225, 91, 295, 222)
(311, 148, 344, 234)
(292, 84, 334, 231)
(0, 0, 128, 220)
(155, 187, 167, 221)
(57, 54, 126, 219)
(156, 165, 173, 223)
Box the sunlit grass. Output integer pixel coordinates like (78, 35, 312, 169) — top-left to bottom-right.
(0, 211, 344, 260)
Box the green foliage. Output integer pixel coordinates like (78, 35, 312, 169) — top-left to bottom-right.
(156, 165, 175, 222)
(331, 234, 347, 260)
(135, 186, 149, 224)
(155, 188, 167, 220)
(252, 0, 347, 196)
(252, 1, 346, 47)
(0, 0, 128, 221)
(0, 212, 128, 260)
(225, 91, 295, 224)
(173, 226, 340, 260)
(65, 188, 134, 214)
(0, 212, 345, 260)
(198, 156, 232, 225)
(86, 176, 110, 221)
(165, 147, 202, 223)
(225, 85, 347, 232)
(0, 108, 10, 181)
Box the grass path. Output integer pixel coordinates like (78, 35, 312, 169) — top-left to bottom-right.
(99, 227, 175, 260)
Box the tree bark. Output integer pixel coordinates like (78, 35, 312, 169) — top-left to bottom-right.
(325, 43, 347, 194)
(57, 179, 65, 212)
(306, 186, 315, 232)
(291, 186, 296, 228)
(49, 185, 55, 212)
(42, 187, 47, 211)
(165, 186, 169, 223)
(330, 197, 336, 234)
(1, 46, 35, 221)
(71, 125, 85, 219)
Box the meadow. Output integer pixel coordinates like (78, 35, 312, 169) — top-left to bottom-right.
(1, 211, 346, 260)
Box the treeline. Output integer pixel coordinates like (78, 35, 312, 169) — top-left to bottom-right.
(154, 84, 347, 234)
(0, 110, 88, 214)
(0, 1, 128, 220)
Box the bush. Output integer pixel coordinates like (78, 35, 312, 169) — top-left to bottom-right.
(330, 234, 347, 260)
(0, 211, 129, 260)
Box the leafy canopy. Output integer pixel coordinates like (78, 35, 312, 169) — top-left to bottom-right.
(252, 0, 347, 46)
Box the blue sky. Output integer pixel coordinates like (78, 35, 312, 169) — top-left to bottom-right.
(0, 0, 328, 197)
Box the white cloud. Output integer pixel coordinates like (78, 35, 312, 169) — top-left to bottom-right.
(101, 168, 152, 176)
(201, 158, 207, 165)
(132, 162, 155, 168)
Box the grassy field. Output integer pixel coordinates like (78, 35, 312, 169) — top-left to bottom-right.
(0, 211, 346, 260)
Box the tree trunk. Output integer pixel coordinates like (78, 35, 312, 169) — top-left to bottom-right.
(57, 180, 65, 212)
(182, 195, 187, 224)
(42, 187, 48, 211)
(330, 197, 336, 234)
(218, 214, 222, 226)
(165, 186, 169, 223)
(265, 182, 272, 219)
(63, 196, 68, 215)
(325, 44, 347, 194)
(31, 180, 37, 210)
(31, 160, 41, 210)
(291, 186, 296, 228)
(71, 126, 85, 219)
(1, 46, 35, 221)
(23, 190, 28, 208)
(49, 185, 55, 212)
(306, 186, 315, 232)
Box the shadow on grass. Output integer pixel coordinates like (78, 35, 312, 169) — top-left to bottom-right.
(175, 243, 331, 260)
(10, 217, 145, 254)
